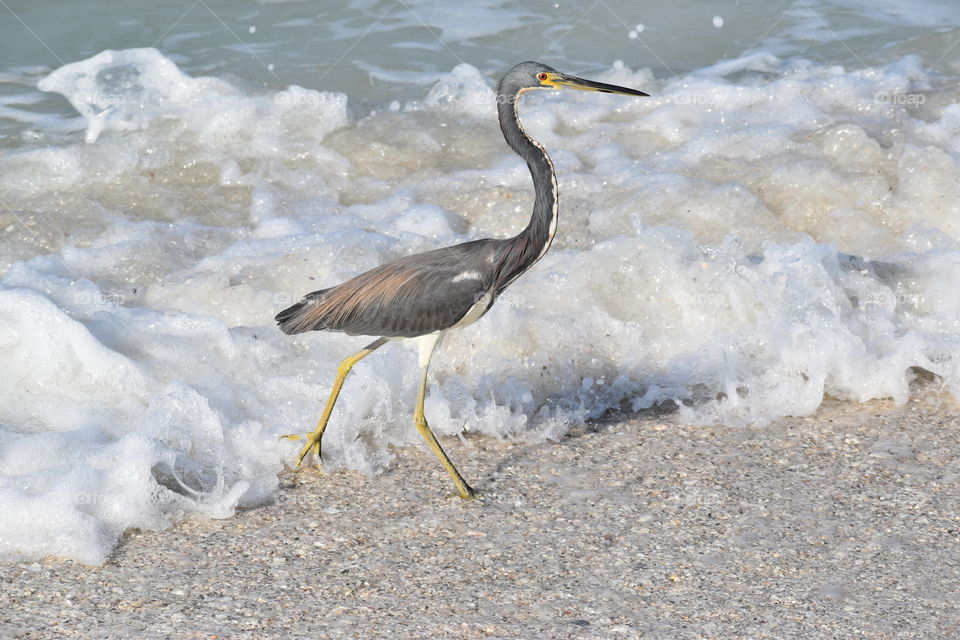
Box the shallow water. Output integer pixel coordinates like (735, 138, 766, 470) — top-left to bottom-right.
(1, 1, 959, 563)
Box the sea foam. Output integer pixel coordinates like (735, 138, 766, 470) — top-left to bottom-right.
(2, 46, 960, 562)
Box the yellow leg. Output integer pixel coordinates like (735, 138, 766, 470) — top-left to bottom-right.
(414, 334, 476, 499)
(287, 338, 386, 469)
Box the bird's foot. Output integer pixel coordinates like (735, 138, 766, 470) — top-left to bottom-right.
(454, 481, 478, 500)
(457, 487, 479, 500)
(278, 432, 323, 470)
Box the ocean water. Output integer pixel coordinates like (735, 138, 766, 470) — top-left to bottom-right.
(1, 0, 959, 563)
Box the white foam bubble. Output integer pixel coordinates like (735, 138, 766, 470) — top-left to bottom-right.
(423, 63, 496, 120)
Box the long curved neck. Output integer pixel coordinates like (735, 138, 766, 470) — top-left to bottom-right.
(493, 90, 559, 291)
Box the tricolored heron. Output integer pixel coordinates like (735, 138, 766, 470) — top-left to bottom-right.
(276, 61, 647, 498)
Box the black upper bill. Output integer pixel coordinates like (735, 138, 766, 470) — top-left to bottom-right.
(556, 74, 649, 97)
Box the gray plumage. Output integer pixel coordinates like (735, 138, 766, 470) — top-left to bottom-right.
(277, 62, 582, 338)
(276, 239, 498, 337)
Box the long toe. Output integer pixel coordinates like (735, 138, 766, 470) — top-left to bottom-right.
(295, 435, 322, 469)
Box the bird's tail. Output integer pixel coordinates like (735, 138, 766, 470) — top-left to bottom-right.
(275, 288, 329, 335)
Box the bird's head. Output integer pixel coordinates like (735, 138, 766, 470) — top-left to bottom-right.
(499, 61, 649, 99)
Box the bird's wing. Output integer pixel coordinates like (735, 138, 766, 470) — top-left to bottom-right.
(276, 240, 499, 338)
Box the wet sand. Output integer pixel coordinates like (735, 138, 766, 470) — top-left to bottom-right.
(3, 395, 959, 639)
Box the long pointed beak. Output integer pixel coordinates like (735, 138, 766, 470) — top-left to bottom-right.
(549, 73, 649, 97)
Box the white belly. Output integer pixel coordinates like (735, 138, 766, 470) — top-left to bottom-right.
(452, 289, 493, 330)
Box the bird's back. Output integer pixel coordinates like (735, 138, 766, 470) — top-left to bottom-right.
(276, 239, 501, 338)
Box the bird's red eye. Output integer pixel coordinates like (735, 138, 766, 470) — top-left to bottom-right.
(537, 72, 548, 81)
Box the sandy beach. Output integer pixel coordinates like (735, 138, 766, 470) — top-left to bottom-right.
(3, 395, 958, 639)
